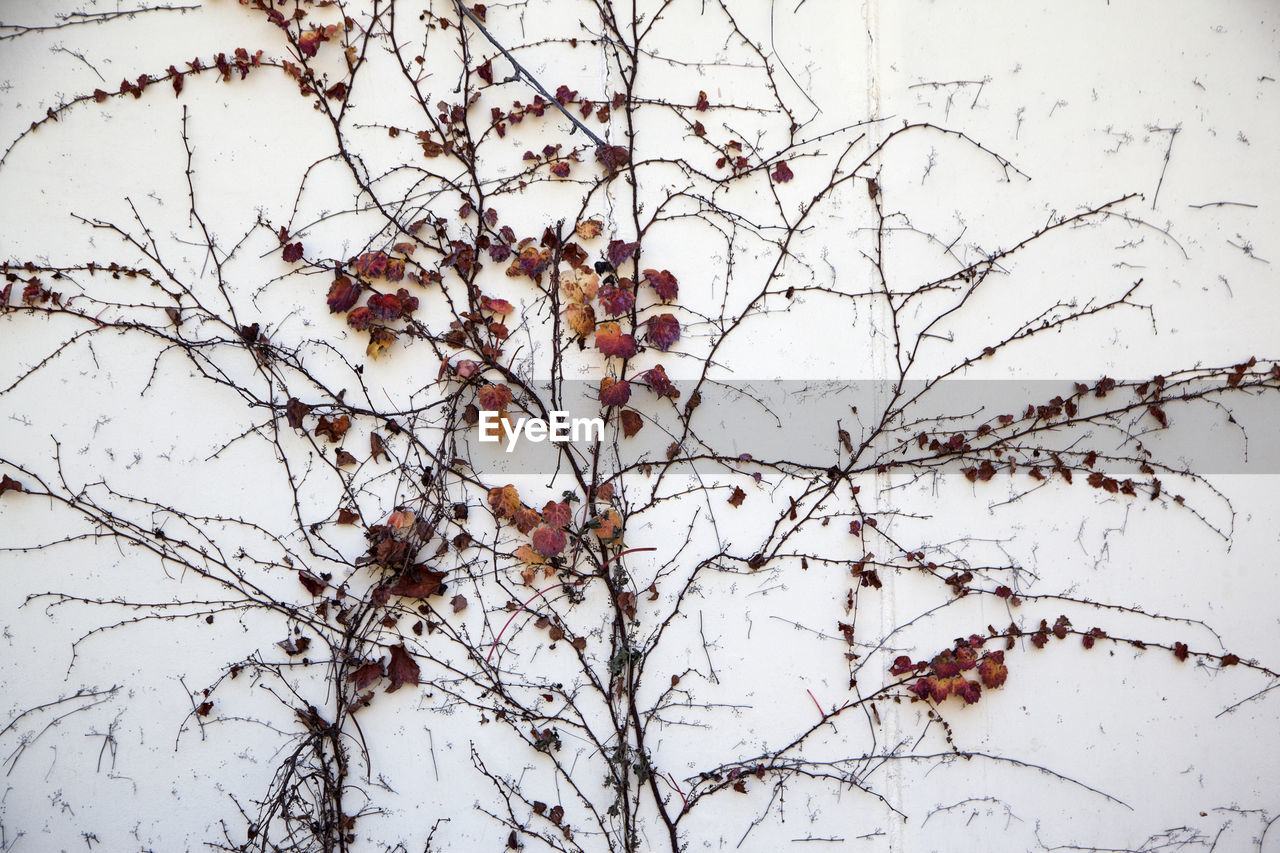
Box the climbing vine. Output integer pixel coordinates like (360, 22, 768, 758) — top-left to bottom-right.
(1, 2, 1277, 851)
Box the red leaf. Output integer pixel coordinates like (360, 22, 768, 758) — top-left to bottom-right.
(599, 377, 632, 408)
(354, 251, 389, 279)
(196, 701, 213, 717)
(367, 292, 404, 320)
(595, 322, 638, 358)
(889, 655, 916, 676)
(695, 90, 709, 111)
(477, 59, 493, 84)
(606, 239, 639, 269)
(1221, 653, 1240, 667)
(346, 306, 374, 330)
(642, 268, 679, 302)
(0, 474, 24, 496)
(531, 525, 568, 558)
(541, 501, 572, 529)
(953, 679, 982, 704)
(598, 282, 635, 316)
(1173, 642, 1189, 661)
(770, 161, 794, 183)
(595, 144, 630, 172)
(978, 654, 1007, 689)
(386, 643, 420, 692)
(298, 28, 324, 58)
(336, 507, 359, 523)
(645, 313, 681, 352)
(282, 241, 304, 263)
(639, 364, 677, 397)
(327, 276, 361, 313)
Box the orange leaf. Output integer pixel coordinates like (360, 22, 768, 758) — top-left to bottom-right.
(575, 219, 603, 240)
(488, 484, 521, 519)
(595, 322, 637, 358)
(567, 302, 596, 337)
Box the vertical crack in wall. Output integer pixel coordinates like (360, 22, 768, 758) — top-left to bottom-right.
(862, 0, 907, 847)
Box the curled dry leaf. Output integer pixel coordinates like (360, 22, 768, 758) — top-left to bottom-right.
(619, 409, 643, 438)
(366, 326, 396, 359)
(385, 643, 419, 693)
(315, 414, 350, 442)
(347, 661, 383, 690)
(285, 397, 312, 430)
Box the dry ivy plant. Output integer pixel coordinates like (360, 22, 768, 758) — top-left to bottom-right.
(1, 2, 1277, 852)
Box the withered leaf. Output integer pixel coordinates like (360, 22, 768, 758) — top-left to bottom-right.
(386, 643, 419, 693)
(389, 567, 447, 598)
(728, 486, 746, 507)
(298, 569, 326, 596)
(285, 397, 312, 430)
(315, 414, 351, 443)
(370, 432, 388, 462)
(619, 409, 643, 438)
(346, 663, 383, 695)
(0, 474, 23, 496)
(450, 593, 468, 613)
(336, 449, 357, 467)
(277, 636, 312, 656)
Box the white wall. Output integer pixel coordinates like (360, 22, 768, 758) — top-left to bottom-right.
(1, 2, 1278, 852)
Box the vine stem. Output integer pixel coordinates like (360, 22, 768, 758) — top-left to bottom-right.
(485, 546, 657, 663)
